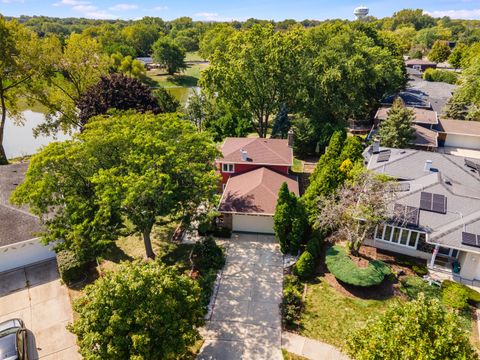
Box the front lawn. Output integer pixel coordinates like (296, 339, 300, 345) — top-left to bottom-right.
(300, 278, 400, 349)
(146, 63, 208, 88)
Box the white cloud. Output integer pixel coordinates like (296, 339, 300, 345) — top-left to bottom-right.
(52, 0, 116, 19)
(194, 12, 219, 21)
(84, 10, 116, 19)
(72, 4, 96, 12)
(1, 0, 25, 3)
(153, 5, 168, 11)
(426, 8, 480, 19)
(53, 0, 89, 6)
(109, 3, 138, 11)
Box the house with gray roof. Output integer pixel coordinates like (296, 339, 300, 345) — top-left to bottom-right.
(0, 163, 55, 273)
(363, 145, 480, 285)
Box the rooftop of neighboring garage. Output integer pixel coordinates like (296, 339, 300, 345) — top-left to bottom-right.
(436, 119, 480, 137)
(218, 167, 299, 215)
(375, 106, 438, 125)
(0, 162, 41, 247)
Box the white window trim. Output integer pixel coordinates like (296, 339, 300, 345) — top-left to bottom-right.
(375, 224, 426, 250)
(222, 163, 235, 173)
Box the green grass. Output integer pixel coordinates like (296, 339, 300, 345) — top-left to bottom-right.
(185, 51, 205, 62)
(281, 349, 309, 360)
(292, 158, 304, 173)
(300, 279, 400, 350)
(146, 63, 208, 88)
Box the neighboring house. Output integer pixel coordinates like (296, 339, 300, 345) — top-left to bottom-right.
(0, 163, 55, 273)
(436, 119, 480, 151)
(217, 137, 299, 234)
(374, 106, 439, 150)
(363, 146, 480, 285)
(405, 59, 437, 72)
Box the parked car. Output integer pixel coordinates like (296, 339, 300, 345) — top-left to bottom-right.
(0, 319, 28, 360)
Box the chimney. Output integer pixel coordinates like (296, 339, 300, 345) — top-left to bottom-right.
(424, 160, 433, 172)
(240, 149, 248, 161)
(287, 129, 294, 148)
(372, 140, 380, 154)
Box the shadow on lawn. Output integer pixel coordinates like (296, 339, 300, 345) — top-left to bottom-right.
(103, 242, 134, 264)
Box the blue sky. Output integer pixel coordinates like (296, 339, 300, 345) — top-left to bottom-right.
(1, 0, 480, 21)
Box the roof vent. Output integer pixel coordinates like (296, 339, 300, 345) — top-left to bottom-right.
(424, 160, 433, 172)
(240, 149, 248, 161)
(372, 140, 380, 154)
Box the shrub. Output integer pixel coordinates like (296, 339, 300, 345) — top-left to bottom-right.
(400, 275, 441, 300)
(57, 249, 87, 284)
(412, 264, 428, 276)
(281, 275, 303, 329)
(442, 280, 480, 305)
(192, 237, 225, 272)
(442, 283, 469, 310)
(325, 246, 391, 287)
(198, 269, 218, 312)
(212, 226, 231, 238)
(423, 68, 458, 84)
(305, 231, 324, 259)
(293, 251, 315, 280)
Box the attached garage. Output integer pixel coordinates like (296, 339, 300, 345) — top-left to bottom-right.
(232, 214, 274, 234)
(445, 134, 480, 150)
(0, 238, 56, 273)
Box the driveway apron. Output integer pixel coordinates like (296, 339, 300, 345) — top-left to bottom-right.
(198, 233, 283, 360)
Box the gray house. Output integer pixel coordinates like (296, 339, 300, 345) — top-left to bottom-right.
(363, 146, 480, 286)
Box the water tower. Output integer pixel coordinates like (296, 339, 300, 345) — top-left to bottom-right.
(354, 6, 369, 20)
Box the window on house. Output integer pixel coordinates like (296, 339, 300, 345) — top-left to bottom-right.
(375, 224, 425, 250)
(222, 163, 234, 173)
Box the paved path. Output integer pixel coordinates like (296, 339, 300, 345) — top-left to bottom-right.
(282, 332, 351, 360)
(197, 233, 283, 360)
(0, 260, 80, 359)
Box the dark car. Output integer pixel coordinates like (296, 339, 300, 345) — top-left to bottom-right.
(0, 319, 28, 360)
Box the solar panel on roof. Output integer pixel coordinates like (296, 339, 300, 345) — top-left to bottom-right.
(419, 191, 447, 214)
(462, 232, 480, 248)
(392, 203, 419, 227)
(396, 182, 410, 192)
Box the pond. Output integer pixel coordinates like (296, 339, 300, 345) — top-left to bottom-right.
(4, 110, 71, 160)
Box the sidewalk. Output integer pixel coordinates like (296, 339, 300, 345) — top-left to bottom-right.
(282, 332, 350, 360)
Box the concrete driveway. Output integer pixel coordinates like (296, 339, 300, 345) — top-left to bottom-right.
(0, 260, 80, 359)
(198, 233, 283, 360)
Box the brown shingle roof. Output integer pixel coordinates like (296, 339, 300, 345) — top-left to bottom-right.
(405, 59, 437, 66)
(0, 163, 42, 247)
(218, 167, 299, 215)
(375, 106, 438, 125)
(220, 137, 293, 166)
(413, 125, 438, 148)
(438, 119, 480, 137)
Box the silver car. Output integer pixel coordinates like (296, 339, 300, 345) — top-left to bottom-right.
(0, 319, 28, 360)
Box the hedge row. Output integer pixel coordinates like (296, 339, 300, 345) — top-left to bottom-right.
(423, 68, 458, 85)
(281, 275, 303, 329)
(293, 231, 324, 279)
(325, 245, 391, 287)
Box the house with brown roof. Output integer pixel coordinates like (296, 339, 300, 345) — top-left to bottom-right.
(217, 137, 298, 233)
(436, 119, 480, 151)
(405, 59, 437, 72)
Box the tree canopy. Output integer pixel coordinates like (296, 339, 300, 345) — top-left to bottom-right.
(70, 261, 203, 360)
(11, 112, 220, 260)
(152, 37, 187, 75)
(348, 293, 479, 360)
(378, 98, 416, 148)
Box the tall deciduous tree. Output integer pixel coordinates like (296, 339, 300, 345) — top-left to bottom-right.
(201, 24, 304, 138)
(378, 98, 416, 148)
(70, 262, 203, 359)
(32, 33, 110, 134)
(0, 17, 43, 164)
(428, 40, 451, 63)
(76, 74, 161, 127)
(152, 37, 187, 75)
(315, 170, 396, 255)
(348, 293, 478, 360)
(12, 112, 220, 259)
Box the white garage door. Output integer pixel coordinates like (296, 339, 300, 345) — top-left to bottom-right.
(232, 214, 274, 234)
(445, 134, 480, 150)
(0, 239, 56, 273)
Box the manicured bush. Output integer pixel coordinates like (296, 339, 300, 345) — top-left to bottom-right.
(441, 280, 480, 305)
(281, 275, 303, 329)
(293, 251, 315, 280)
(192, 237, 225, 272)
(325, 246, 391, 287)
(423, 68, 458, 85)
(442, 283, 469, 310)
(412, 264, 428, 276)
(57, 249, 87, 284)
(305, 231, 324, 259)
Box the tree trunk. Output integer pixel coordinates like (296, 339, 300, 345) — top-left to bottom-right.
(142, 225, 156, 259)
(0, 91, 8, 165)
